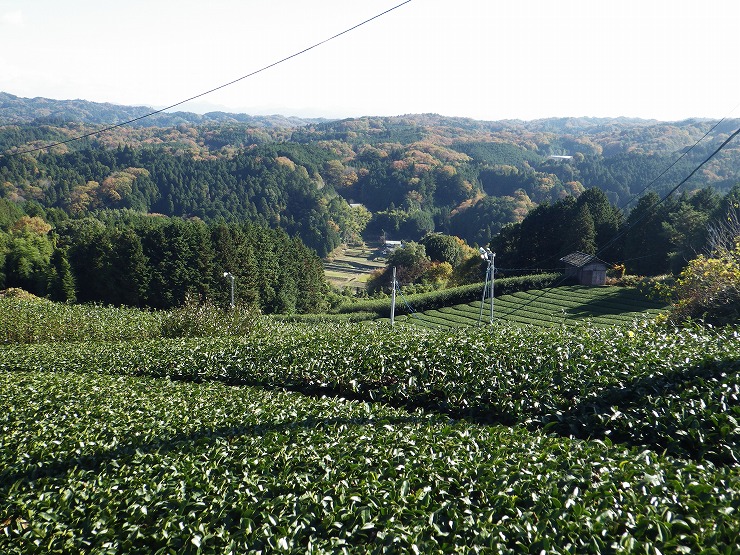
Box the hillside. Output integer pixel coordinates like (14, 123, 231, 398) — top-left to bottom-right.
(2, 90, 738, 553)
(1, 92, 739, 307)
(0, 92, 328, 128)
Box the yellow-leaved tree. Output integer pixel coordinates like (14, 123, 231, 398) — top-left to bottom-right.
(667, 204, 740, 325)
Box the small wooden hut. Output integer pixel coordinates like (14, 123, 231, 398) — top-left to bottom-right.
(560, 252, 608, 286)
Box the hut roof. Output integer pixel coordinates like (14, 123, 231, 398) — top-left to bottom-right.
(560, 251, 607, 268)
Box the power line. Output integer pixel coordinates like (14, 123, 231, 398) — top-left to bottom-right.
(616, 117, 730, 213)
(595, 125, 740, 259)
(2, 1, 412, 158)
(491, 114, 736, 275)
(495, 124, 740, 323)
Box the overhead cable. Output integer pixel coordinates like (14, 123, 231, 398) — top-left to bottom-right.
(497, 124, 740, 322)
(3, 1, 412, 158)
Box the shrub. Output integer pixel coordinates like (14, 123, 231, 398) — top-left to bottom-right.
(160, 298, 258, 338)
(667, 240, 740, 325)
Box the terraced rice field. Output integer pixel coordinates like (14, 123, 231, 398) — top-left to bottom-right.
(391, 285, 667, 329)
(323, 245, 386, 290)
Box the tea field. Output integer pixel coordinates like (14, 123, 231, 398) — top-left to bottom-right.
(1, 305, 739, 553)
(389, 285, 667, 329)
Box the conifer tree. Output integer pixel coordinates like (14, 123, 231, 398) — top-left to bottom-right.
(566, 204, 597, 255)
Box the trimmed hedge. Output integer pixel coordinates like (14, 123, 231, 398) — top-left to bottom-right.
(336, 273, 563, 316)
(273, 311, 379, 324)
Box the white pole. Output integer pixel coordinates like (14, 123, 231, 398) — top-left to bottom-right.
(390, 266, 396, 326)
(223, 272, 235, 308)
(490, 253, 495, 324)
(478, 248, 489, 326)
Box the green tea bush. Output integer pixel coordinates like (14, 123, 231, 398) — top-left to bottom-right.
(3, 320, 738, 463)
(337, 273, 561, 315)
(0, 297, 260, 344)
(273, 311, 379, 324)
(159, 299, 258, 338)
(0, 297, 163, 344)
(389, 286, 666, 330)
(2, 370, 739, 554)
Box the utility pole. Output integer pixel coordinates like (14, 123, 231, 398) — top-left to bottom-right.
(478, 248, 495, 325)
(390, 266, 397, 326)
(223, 272, 235, 309)
(489, 251, 495, 324)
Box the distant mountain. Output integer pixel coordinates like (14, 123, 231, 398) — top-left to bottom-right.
(0, 92, 330, 128)
(1, 90, 738, 258)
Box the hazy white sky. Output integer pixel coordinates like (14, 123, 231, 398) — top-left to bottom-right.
(2, 0, 739, 121)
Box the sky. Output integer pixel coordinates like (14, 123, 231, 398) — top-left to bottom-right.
(1, 0, 739, 122)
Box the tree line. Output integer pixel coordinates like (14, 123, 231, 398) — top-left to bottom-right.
(365, 185, 740, 296)
(0, 203, 327, 313)
(490, 185, 740, 276)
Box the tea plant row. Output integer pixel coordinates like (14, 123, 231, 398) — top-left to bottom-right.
(3, 321, 737, 463)
(391, 286, 666, 329)
(2, 370, 739, 553)
(0, 297, 258, 344)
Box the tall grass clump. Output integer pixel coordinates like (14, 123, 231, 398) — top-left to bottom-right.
(0, 297, 163, 344)
(159, 300, 258, 338)
(1, 296, 259, 344)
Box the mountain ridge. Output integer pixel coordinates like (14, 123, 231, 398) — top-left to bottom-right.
(1, 91, 722, 133)
(0, 92, 332, 128)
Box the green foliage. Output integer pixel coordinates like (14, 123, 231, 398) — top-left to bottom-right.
(492, 188, 625, 270)
(0, 198, 24, 230)
(666, 241, 740, 325)
(1, 107, 738, 271)
(273, 310, 379, 324)
(449, 195, 526, 248)
(386, 242, 429, 280)
(48, 217, 328, 313)
(0, 297, 162, 344)
(334, 202, 371, 245)
(493, 197, 577, 269)
(2, 105, 740, 551)
(2, 320, 738, 465)
(392, 285, 667, 330)
(364, 209, 436, 243)
(576, 187, 622, 257)
(4, 369, 739, 553)
(662, 189, 720, 273)
(159, 298, 258, 338)
(1, 146, 345, 257)
(564, 203, 597, 254)
(1, 289, 739, 551)
(3, 223, 54, 296)
(0, 231, 8, 289)
(490, 186, 731, 278)
(0, 296, 257, 344)
(452, 141, 542, 166)
(616, 188, 730, 277)
(45, 248, 76, 302)
(367, 241, 431, 293)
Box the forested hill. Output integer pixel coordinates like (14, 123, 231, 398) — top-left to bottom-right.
(1, 92, 739, 258)
(0, 92, 328, 128)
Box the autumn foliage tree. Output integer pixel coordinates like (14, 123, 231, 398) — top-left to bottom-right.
(666, 201, 740, 326)
(667, 239, 740, 325)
